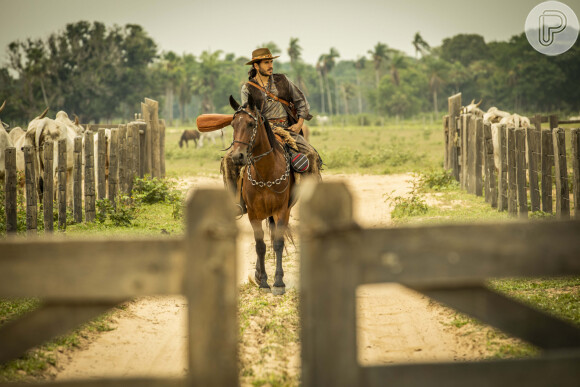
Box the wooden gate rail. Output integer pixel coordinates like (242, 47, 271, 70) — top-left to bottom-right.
(0, 189, 238, 387)
(300, 182, 580, 387)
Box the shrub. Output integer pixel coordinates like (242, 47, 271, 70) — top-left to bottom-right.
(384, 180, 429, 219)
(132, 176, 176, 204)
(415, 169, 458, 192)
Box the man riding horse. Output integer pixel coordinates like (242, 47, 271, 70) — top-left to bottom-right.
(222, 47, 322, 216)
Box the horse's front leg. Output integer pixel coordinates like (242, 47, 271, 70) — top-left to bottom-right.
(250, 219, 270, 292)
(272, 212, 289, 296)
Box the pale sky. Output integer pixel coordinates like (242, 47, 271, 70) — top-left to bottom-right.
(0, 0, 577, 65)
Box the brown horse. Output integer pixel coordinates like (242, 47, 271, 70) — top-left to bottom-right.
(179, 129, 200, 148)
(228, 94, 294, 295)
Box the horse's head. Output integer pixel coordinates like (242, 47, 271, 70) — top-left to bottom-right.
(229, 95, 259, 166)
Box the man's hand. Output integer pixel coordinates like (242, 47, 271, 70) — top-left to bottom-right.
(288, 117, 304, 134)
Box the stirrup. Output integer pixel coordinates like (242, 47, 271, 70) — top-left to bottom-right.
(235, 203, 245, 220)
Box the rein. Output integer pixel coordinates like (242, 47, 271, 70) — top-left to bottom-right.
(231, 107, 290, 193)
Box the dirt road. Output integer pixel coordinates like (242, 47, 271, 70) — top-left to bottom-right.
(54, 174, 500, 382)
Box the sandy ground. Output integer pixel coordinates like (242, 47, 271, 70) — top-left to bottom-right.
(54, 173, 499, 382)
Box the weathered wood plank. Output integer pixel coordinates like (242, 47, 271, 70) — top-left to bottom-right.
(0, 379, 186, 387)
(131, 123, 141, 183)
(527, 128, 541, 212)
(507, 128, 517, 215)
(515, 128, 528, 218)
(420, 285, 580, 350)
(475, 117, 483, 196)
(108, 129, 119, 205)
(118, 125, 127, 194)
(185, 189, 238, 387)
(357, 221, 580, 286)
(0, 238, 183, 300)
(142, 102, 152, 176)
(73, 137, 83, 223)
(4, 147, 17, 233)
(159, 119, 166, 178)
(58, 139, 67, 231)
(43, 141, 54, 231)
(363, 352, 580, 387)
(126, 124, 135, 193)
(23, 146, 37, 234)
(0, 303, 115, 364)
(483, 123, 497, 207)
(467, 115, 477, 194)
(541, 129, 553, 213)
(447, 93, 461, 181)
(138, 122, 146, 178)
(572, 128, 580, 219)
(443, 115, 449, 170)
(300, 182, 360, 387)
(553, 128, 570, 219)
(460, 114, 468, 190)
(497, 124, 508, 211)
(97, 128, 106, 201)
(146, 98, 161, 179)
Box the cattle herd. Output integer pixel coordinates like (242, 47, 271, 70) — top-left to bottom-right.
(0, 101, 111, 204)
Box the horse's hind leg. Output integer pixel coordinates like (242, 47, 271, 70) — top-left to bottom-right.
(272, 214, 289, 296)
(250, 219, 270, 292)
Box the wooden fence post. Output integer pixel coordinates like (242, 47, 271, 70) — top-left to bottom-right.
(507, 128, 517, 216)
(444, 115, 449, 170)
(484, 123, 497, 207)
(118, 125, 127, 194)
(541, 129, 553, 213)
(515, 128, 528, 218)
(43, 141, 54, 232)
(475, 117, 483, 196)
(84, 132, 95, 222)
(73, 136, 82, 223)
(138, 122, 146, 178)
(527, 128, 541, 212)
(141, 102, 152, 176)
(467, 115, 478, 194)
(447, 93, 461, 181)
(131, 123, 140, 183)
(109, 129, 119, 206)
(126, 124, 135, 193)
(23, 146, 37, 234)
(497, 124, 508, 211)
(552, 128, 570, 219)
(146, 98, 161, 179)
(97, 128, 106, 201)
(461, 114, 468, 190)
(159, 119, 166, 178)
(5, 147, 17, 233)
(58, 139, 67, 231)
(572, 128, 580, 219)
(300, 182, 360, 387)
(549, 115, 559, 130)
(185, 189, 238, 386)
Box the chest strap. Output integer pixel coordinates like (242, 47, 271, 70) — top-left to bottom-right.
(247, 81, 294, 109)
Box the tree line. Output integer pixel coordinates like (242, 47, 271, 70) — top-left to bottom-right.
(1, 21, 579, 127)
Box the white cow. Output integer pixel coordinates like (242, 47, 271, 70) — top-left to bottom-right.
(490, 112, 531, 170)
(0, 101, 14, 181)
(461, 99, 484, 117)
(199, 128, 225, 148)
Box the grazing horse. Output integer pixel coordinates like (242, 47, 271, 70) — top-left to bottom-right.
(228, 94, 294, 295)
(179, 129, 200, 148)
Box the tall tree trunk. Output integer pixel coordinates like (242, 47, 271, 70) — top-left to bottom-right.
(325, 75, 333, 117)
(342, 85, 350, 115)
(375, 68, 380, 89)
(356, 72, 363, 115)
(165, 86, 174, 126)
(318, 72, 325, 114)
(433, 89, 438, 115)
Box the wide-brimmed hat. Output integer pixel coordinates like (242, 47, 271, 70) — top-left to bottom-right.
(245, 48, 280, 65)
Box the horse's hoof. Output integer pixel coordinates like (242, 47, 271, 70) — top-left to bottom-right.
(259, 287, 272, 294)
(272, 286, 286, 296)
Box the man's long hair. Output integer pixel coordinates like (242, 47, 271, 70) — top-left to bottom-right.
(248, 63, 258, 80)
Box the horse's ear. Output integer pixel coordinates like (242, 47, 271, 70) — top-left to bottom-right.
(229, 95, 240, 111)
(247, 93, 256, 110)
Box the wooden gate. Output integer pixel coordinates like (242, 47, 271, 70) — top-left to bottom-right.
(299, 182, 580, 387)
(0, 189, 238, 387)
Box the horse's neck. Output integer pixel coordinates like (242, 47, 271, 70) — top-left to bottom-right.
(252, 125, 285, 176)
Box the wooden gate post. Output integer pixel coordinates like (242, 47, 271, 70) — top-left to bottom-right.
(73, 136, 83, 223)
(484, 123, 497, 207)
(43, 141, 54, 232)
(97, 128, 106, 201)
(515, 128, 528, 218)
(571, 128, 580, 219)
(23, 146, 37, 234)
(300, 182, 360, 387)
(475, 117, 483, 196)
(447, 93, 461, 181)
(57, 139, 67, 231)
(84, 132, 96, 222)
(159, 118, 166, 178)
(118, 125, 127, 194)
(109, 129, 119, 206)
(507, 128, 517, 216)
(527, 128, 541, 212)
(4, 147, 17, 233)
(185, 189, 238, 386)
(541, 129, 553, 213)
(444, 115, 449, 170)
(552, 128, 570, 219)
(138, 122, 146, 178)
(131, 123, 140, 183)
(461, 114, 468, 190)
(497, 124, 508, 211)
(145, 98, 161, 179)
(467, 115, 477, 193)
(126, 124, 135, 193)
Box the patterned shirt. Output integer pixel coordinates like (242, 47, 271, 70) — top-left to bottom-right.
(241, 75, 310, 122)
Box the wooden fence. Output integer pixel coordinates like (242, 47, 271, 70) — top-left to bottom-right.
(0, 189, 238, 387)
(444, 93, 580, 219)
(3, 98, 166, 233)
(299, 181, 580, 387)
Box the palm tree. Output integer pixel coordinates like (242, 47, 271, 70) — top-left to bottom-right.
(288, 37, 305, 91)
(193, 50, 222, 114)
(388, 53, 406, 87)
(316, 59, 326, 114)
(161, 51, 181, 126)
(423, 56, 447, 114)
(258, 42, 281, 55)
(319, 48, 340, 116)
(353, 57, 366, 115)
(412, 32, 431, 58)
(368, 42, 389, 88)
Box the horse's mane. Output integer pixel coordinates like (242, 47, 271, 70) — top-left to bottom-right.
(242, 103, 278, 149)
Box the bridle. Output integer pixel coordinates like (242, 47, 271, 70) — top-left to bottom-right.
(230, 106, 290, 192)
